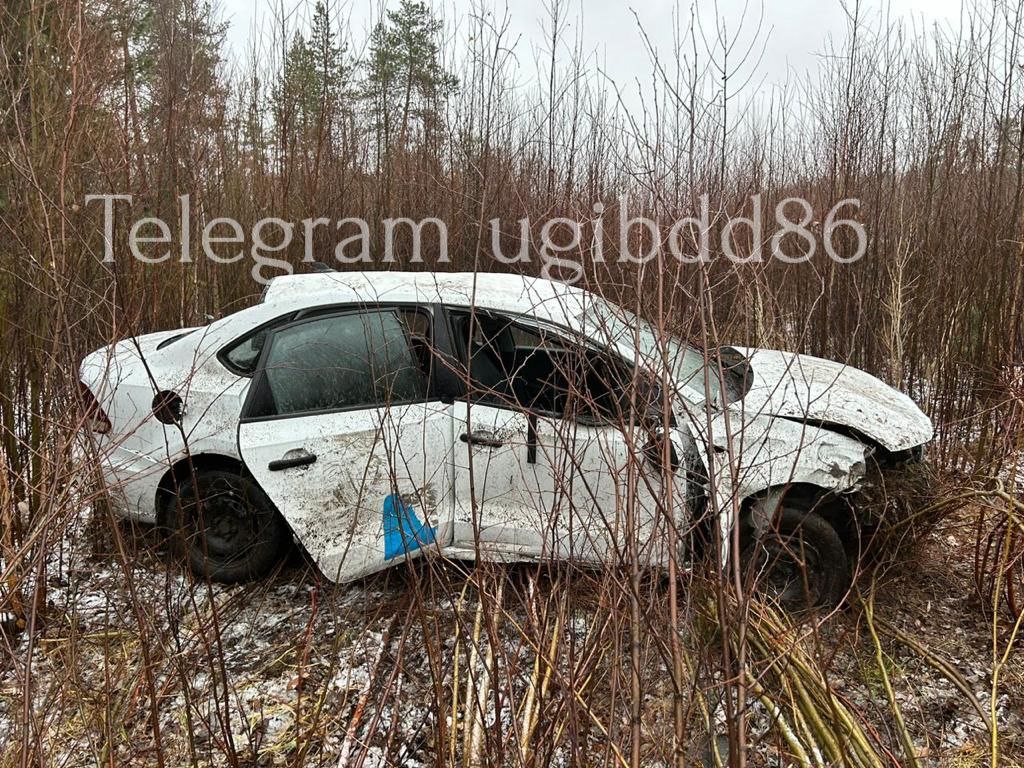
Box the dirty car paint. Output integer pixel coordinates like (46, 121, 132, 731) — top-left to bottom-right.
(80, 271, 934, 583)
(730, 347, 933, 453)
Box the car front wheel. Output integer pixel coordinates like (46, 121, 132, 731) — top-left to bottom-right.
(741, 506, 850, 610)
(169, 469, 290, 583)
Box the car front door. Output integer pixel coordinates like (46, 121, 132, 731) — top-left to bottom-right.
(447, 310, 683, 566)
(237, 307, 455, 582)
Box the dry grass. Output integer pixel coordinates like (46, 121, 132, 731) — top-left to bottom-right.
(2, 0, 1024, 764)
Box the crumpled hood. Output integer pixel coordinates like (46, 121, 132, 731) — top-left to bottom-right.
(729, 347, 933, 453)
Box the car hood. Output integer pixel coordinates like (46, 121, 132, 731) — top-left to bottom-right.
(726, 347, 933, 453)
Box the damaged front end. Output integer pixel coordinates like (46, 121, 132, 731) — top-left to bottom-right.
(692, 411, 871, 560)
(850, 450, 946, 555)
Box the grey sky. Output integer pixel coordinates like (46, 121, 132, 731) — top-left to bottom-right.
(219, 0, 964, 93)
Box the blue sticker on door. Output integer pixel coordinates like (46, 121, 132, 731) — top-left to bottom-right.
(383, 494, 436, 560)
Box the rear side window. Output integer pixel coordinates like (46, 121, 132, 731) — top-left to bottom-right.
(247, 310, 426, 418)
(223, 329, 269, 374)
(221, 312, 300, 376)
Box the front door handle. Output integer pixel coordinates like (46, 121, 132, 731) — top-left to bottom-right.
(460, 430, 504, 448)
(268, 448, 318, 471)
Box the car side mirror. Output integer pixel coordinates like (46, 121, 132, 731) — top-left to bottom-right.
(639, 380, 674, 430)
(642, 429, 681, 472)
(642, 400, 664, 430)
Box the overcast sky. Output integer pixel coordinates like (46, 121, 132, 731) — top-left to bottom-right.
(218, 0, 965, 94)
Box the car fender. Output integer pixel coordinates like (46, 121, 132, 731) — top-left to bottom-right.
(80, 330, 251, 521)
(682, 408, 868, 565)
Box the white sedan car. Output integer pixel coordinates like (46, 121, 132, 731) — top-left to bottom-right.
(79, 271, 932, 607)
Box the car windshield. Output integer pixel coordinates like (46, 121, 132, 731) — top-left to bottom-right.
(578, 301, 722, 402)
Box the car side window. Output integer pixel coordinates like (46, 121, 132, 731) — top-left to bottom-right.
(221, 311, 301, 376)
(223, 329, 270, 374)
(247, 310, 426, 418)
(450, 310, 651, 425)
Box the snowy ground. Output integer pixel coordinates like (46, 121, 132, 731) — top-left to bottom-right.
(0, 506, 1021, 767)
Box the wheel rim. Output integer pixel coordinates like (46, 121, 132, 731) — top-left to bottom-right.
(753, 531, 825, 608)
(190, 480, 260, 561)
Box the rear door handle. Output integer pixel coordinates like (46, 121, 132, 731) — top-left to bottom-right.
(268, 448, 318, 471)
(460, 430, 504, 448)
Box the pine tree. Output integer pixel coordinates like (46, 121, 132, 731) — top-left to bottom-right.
(309, 0, 347, 114)
(363, 0, 457, 156)
(272, 1, 349, 182)
(141, 0, 229, 196)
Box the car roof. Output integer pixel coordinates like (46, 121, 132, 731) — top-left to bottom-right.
(261, 271, 598, 330)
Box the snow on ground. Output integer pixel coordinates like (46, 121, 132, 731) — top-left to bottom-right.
(0, 507, 1021, 766)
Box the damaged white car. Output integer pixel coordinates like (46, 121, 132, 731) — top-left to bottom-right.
(79, 271, 933, 608)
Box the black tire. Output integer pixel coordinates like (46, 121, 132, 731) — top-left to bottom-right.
(168, 469, 290, 583)
(741, 506, 850, 610)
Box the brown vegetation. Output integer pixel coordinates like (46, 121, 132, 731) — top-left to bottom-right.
(1, 0, 1023, 765)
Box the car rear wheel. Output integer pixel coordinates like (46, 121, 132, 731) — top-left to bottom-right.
(741, 506, 849, 610)
(169, 469, 290, 582)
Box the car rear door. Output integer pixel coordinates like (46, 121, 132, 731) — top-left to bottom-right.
(237, 306, 455, 582)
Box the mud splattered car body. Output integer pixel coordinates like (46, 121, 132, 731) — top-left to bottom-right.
(79, 272, 932, 598)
